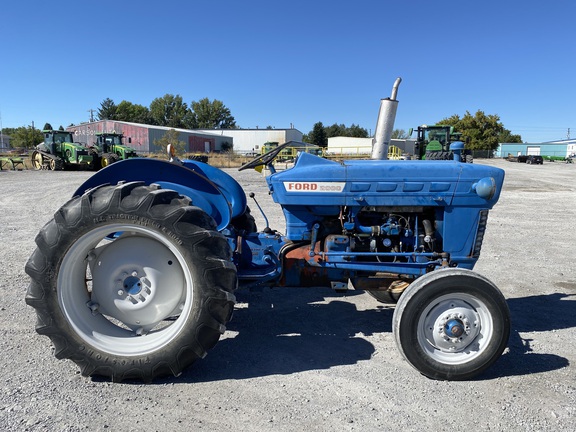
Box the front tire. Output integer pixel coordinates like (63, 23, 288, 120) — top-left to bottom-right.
(25, 182, 237, 382)
(31, 151, 44, 170)
(392, 269, 510, 380)
(101, 153, 119, 168)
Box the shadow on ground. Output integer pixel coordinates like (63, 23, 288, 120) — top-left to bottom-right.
(154, 290, 574, 384)
(480, 292, 574, 379)
(177, 288, 393, 383)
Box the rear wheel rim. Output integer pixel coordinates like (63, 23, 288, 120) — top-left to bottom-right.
(58, 223, 194, 356)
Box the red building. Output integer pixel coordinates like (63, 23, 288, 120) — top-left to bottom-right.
(67, 120, 233, 154)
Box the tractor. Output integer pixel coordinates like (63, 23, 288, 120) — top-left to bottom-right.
(89, 132, 139, 168)
(31, 130, 94, 170)
(414, 124, 473, 162)
(25, 86, 509, 383)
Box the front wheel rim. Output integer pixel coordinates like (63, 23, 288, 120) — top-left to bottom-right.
(58, 223, 194, 357)
(417, 293, 493, 365)
(33, 153, 43, 169)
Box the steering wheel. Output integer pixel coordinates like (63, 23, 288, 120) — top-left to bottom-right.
(238, 142, 293, 171)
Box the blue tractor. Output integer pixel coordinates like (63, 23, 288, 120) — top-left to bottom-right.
(25, 88, 509, 382)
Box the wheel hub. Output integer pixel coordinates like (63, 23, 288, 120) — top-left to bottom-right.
(89, 235, 185, 331)
(424, 301, 482, 353)
(122, 274, 147, 297)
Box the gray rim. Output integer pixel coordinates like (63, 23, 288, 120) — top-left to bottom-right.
(58, 223, 193, 356)
(417, 292, 494, 365)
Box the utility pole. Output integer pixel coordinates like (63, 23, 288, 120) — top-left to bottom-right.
(568, 128, 571, 140)
(88, 109, 96, 122)
(0, 110, 4, 149)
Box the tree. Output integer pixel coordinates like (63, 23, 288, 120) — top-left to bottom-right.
(11, 126, 44, 149)
(97, 98, 117, 120)
(324, 123, 368, 138)
(391, 129, 410, 139)
(221, 141, 233, 152)
(115, 100, 152, 124)
(149, 94, 189, 128)
(308, 122, 328, 147)
(153, 128, 187, 155)
(58, 125, 65, 131)
(347, 123, 369, 138)
(189, 98, 237, 129)
(497, 129, 523, 143)
(43, 123, 53, 131)
(438, 110, 522, 151)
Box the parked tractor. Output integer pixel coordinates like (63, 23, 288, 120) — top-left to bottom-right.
(414, 124, 473, 162)
(31, 130, 94, 170)
(89, 132, 138, 168)
(25, 84, 509, 383)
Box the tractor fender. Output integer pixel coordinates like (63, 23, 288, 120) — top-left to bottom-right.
(73, 158, 235, 231)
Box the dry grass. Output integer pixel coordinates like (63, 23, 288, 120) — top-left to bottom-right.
(0, 152, 260, 171)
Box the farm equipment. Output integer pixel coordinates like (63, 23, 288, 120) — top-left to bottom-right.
(261, 141, 323, 161)
(414, 124, 473, 162)
(25, 81, 509, 383)
(89, 132, 138, 168)
(31, 130, 93, 170)
(0, 156, 26, 170)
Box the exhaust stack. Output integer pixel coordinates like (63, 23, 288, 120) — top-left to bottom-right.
(371, 77, 402, 160)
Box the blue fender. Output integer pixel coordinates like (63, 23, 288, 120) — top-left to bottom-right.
(73, 158, 241, 231)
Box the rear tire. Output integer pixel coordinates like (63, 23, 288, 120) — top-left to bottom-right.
(230, 206, 257, 233)
(392, 269, 510, 380)
(49, 158, 63, 171)
(25, 182, 237, 382)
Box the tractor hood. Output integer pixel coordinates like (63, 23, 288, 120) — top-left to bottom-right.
(268, 152, 504, 209)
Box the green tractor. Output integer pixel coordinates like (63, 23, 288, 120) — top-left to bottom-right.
(414, 124, 473, 162)
(31, 130, 94, 171)
(90, 132, 139, 168)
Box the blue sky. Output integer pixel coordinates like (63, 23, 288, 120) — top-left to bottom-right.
(1, 0, 575, 143)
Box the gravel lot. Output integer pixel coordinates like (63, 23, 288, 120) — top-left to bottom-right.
(0, 158, 575, 431)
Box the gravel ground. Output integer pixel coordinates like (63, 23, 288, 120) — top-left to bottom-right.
(0, 158, 575, 431)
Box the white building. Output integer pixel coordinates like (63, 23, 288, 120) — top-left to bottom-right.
(327, 136, 416, 156)
(194, 128, 303, 154)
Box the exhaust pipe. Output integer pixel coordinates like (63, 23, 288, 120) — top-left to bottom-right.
(371, 77, 402, 160)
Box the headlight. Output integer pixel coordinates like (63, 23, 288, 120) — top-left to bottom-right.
(472, 177, 496, 200)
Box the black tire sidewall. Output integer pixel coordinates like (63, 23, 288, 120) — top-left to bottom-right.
(27, 184, 236, 381)
(393, 270, 510, 380)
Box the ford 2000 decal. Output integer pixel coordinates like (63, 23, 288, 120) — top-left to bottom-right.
(283, 182, 345, 193)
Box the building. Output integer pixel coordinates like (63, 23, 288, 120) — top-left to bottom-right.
(496, 139, 576, 158)
(193, 128, 303, 154)
(326, 136, 416, 156)
(0, 133, 11, 150)
(67, 120, 233, 154)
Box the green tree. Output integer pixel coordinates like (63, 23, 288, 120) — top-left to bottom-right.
(438, 110, 521, 151)
(323, 123, 368, 138)
(308, 123, 369, 141)
(97, 98, 117, 120)
(43, 123, 53, 131)
(308, 122, 328, 147)
(149, 94, 189, 128)
(115, 100, 152, 124)
(153, 128, 187, 155)
(347, 123, 369, 138)
(325, 123, 347, 137)
(58, 125, 65, 131)
(497, 129, 523, 143)
(189, 98, 237, 129)
(221, 141, 233, 152)
(391, 128, 410, 139)
(11, 126, 44, 148)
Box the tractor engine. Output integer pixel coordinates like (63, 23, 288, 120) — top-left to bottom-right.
(335, 206, 439, 259)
